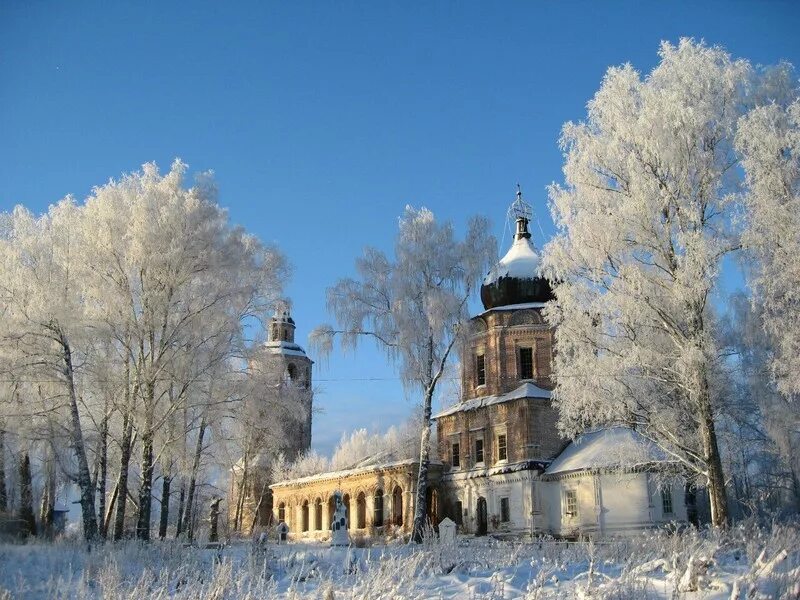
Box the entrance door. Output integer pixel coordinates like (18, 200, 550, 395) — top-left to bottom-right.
(476, 497, 488, 536)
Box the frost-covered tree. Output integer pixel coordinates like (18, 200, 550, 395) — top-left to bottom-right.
(311, 206, 495, 541)
(78, 160, 289, 540)
(0, 201, 99, 539)
(543, 40, 766, 526)
(737, 96, 800, 399)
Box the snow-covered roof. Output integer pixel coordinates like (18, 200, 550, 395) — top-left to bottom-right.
(270, 458, 442, 488)
(264, 340, 311, 359)
(483, 236, 542, 286)
(433, 382, 552, 419)
(544, 427, 673, 477)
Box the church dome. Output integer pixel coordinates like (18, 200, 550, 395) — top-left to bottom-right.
(480, 191, 554, 310)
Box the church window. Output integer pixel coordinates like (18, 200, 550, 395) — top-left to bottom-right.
(519, 347, 534, 380)
(475, 439, 484, 464)
(497, 434, 507, 461)
(661, 486, 673, 515)
(278, 502, 285, 522)
(476, 353, 486, 386)
(454, 500, 463, 525)
(288, 364, 297, 380)
(301, 500, 309, 532)
(282, 329, 289, 341)
(373, 489, 384, 527)
(500, 497, 510, 522)
(451, 442, 460, 468)
(564, 490, 577, 517)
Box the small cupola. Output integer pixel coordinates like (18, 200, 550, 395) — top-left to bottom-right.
(480, 186, 554, 310)
(269, 310, 296, 343)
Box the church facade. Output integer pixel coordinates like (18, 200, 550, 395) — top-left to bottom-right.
(262, 191, 689, 540)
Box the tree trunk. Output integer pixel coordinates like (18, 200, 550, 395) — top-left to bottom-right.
(209, 497, 221, 543)
(136, 380, 156, 541)
(113, 417, 135, 540)
(182, 416, 207, 541)
(104, 480, 118, 536)
(411, 386, 434, 543)
(175, 480, 185, 538)
(113, 358, 135, 541)
(697, 367, 729, 527)
(158, 474, 171, 539)
(0, 427, 7, 513)
(97, 410, 109, 539)
(233, 461, 248, 532)
(136, 429, 154, 540)
(39, 451, 56, 537)
(61, 334, 99, 540)
(18, 452, 36, 537)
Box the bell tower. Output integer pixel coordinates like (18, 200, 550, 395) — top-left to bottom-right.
(265, 309, 314, 454)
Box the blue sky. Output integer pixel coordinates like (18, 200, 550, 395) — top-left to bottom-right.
(2, 1, 799, 455)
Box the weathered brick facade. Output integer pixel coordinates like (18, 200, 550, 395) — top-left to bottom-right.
(438, 306, 565, 474)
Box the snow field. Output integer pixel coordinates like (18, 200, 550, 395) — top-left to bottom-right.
(0, 522, 797, 599)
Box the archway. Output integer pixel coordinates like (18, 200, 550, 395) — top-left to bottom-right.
(301, 500, 309, 532)
(356, 492, 366, 529)
(425, 487, 439, 525)
(476, 497, 488, 536)
(342, 494, 351, 529)
(314, 498, 322, 530)
(328, 496, 336, 529)
(373, 489, 384, 527)
(392, 486, 403, 526)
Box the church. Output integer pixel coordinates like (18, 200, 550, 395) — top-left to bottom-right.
(243, 190, 690, 540)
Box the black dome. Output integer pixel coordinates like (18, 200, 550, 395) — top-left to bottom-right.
(480, 217, 554, 310)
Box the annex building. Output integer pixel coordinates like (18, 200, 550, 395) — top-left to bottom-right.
(265, 190, 690, 540)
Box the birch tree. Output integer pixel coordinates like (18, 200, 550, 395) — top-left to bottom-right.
(79, 160, 289, 540)
(737, 95, 800, 398)
(542, 39, 759, 526)
(311, 206, 495, 542)
(0, 201, 99, 539)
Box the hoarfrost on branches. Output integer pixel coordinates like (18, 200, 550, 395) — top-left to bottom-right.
(541, 39, 796, 526)
(310, 205, 495, 541)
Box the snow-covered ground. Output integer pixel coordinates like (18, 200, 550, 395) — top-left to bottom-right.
(0, 523, 798, 599)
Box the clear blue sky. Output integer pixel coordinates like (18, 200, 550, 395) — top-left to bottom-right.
(2, 1, 799, 455)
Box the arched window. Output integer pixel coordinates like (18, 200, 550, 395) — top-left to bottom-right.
(392, 486, 403, 526)
(288, 364, 297, 380)
(373, 489, 384, 527)
(278, 502, 286, 523)
(301, 500, 309, 532)
(356, 492, 366, 529)
(314, 498, 323, 530)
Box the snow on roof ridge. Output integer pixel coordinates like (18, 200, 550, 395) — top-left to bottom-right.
(271, 457, 442, 488)
(544, 426, 674, 476)
(433, 381, 552, 419)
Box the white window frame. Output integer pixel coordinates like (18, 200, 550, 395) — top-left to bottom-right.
(563, 489, 578, 518)
(451, 441, 461, 469)
(661, 486, 673, 516)
(496, 432, 508, 463)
